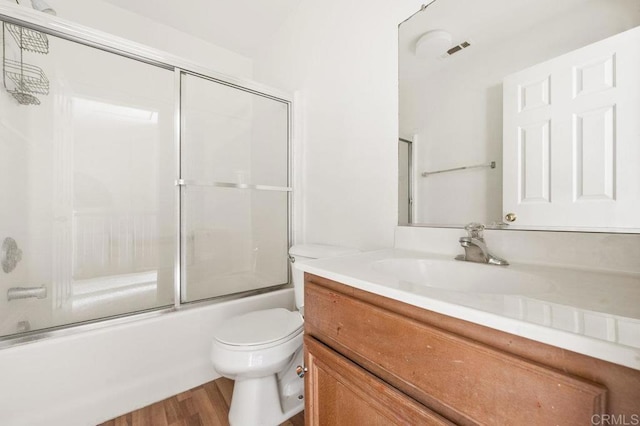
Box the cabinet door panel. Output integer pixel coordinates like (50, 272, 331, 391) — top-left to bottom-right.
(305, 280, 607, 426)
(305, 336, 452, 426)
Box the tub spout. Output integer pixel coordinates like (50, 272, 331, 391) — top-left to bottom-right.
(7, 286, 47, 301)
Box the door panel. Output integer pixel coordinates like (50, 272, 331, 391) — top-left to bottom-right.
(518, 121, 551, 203)
(574, 105, 615, 200)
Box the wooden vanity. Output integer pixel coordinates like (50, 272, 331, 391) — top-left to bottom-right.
(303, 273, 640, 425)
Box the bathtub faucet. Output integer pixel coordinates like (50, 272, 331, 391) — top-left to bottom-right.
(7, 286, 47, 301)
(455, 223, 509, 266)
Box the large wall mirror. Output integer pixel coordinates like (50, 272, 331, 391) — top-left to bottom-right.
(399, 0, 640, 233)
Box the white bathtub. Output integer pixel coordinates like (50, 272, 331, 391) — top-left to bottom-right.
(0, 288, 294, 426)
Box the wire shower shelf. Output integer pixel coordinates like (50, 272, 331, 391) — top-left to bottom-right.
(5, 23, 49, 54)
(2, 21, 51, 105)
(6, 89, 40, 105)
(3, 58, 49, 95)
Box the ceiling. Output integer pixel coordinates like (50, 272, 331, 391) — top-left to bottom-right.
(400, 0, 594, 61)
(399, 0, 640, 76)
(102, 0, 302, 57)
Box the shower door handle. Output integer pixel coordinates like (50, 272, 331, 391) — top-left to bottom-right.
(7, 286, 47, 301)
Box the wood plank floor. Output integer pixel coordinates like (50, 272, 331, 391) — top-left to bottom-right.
(99, 377, 305, 426)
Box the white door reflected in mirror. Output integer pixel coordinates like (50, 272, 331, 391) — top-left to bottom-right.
(503, 26, 640, 229)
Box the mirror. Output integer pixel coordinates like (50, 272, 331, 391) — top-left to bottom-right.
(399, 0, 640, 232)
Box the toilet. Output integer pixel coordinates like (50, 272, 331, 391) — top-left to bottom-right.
(210, 244, 359, 426)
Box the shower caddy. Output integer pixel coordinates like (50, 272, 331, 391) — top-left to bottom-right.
(2, 21, 49, 105)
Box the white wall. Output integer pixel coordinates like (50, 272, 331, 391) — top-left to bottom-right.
(252, 0, 425, 250)
(22, 0, 253, 78)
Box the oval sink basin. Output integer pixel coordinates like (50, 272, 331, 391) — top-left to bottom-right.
(371, 258, 553, 295)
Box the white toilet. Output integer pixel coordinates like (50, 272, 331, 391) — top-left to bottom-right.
(210, 244, 359, 426)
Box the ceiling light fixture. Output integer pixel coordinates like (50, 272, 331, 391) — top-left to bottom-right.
(415, 30, 452, 58)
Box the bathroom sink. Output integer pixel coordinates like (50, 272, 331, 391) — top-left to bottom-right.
(371, 258, 553, 295)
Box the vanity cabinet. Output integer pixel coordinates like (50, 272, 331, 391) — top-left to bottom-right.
(303, 274, 640, 425)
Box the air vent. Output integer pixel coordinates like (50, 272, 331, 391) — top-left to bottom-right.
(447, 41, 471, 56)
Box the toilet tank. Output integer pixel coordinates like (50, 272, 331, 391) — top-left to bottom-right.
(289, 244, 359, 312)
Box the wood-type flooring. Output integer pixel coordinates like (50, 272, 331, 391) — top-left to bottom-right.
(99, 377, 305, 426)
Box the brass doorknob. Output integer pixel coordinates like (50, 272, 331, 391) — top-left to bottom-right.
(505, 213, 517, 222)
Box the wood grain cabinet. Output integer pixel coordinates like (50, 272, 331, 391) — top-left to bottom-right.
(303, 274, 640, 426)
(305, 336, 453, 425)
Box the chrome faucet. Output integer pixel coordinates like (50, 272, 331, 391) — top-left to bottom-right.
(455, 223, 509, 266)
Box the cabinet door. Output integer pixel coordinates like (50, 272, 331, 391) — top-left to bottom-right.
(304, 336, 452, 426)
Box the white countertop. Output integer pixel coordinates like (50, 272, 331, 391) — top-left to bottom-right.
(296, 248, 640, 371)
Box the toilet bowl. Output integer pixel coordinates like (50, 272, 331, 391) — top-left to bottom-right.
(210, 244, 359, 426)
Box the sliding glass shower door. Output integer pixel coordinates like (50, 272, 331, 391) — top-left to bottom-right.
(0, 21, 176, 337)
(180, 73, 290, 302)
(0, 18, 291, 341)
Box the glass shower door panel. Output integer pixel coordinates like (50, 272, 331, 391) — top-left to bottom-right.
(182, 187, 289, 302)
(0, 22, 176, 337)
(181, 74, 289, 187)
(181, 73, 290, 302)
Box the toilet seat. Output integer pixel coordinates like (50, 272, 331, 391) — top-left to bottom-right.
(214, 308, 303, 350)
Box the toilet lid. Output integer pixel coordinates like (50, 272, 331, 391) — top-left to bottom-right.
(215, 308, 303, 346)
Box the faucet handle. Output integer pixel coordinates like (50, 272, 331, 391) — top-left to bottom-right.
(464, 222, 485, 239)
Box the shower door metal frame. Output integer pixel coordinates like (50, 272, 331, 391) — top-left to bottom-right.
(399, 137, 413, 224)
(176, 69, 293, 306)
(0, 3, 294, 347)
